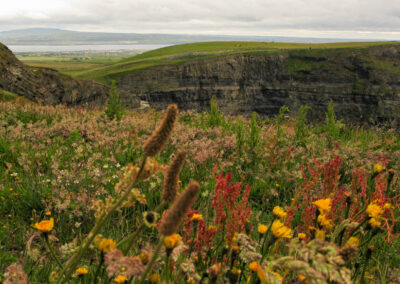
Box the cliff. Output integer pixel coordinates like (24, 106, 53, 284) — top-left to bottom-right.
(115, 43, 400, 127)
(0, 43, 139, 107)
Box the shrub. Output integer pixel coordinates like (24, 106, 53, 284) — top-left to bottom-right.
(105, 81, 124, 121)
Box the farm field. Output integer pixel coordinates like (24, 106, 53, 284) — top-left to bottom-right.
(1, 96, 400, 283)
(17, 50, 142, 77)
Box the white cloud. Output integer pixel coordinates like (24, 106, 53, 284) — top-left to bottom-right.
(1, 0, 400, 39)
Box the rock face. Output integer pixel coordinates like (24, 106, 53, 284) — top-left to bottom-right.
(117, 44, 400, 127)
(0, 43, 139, 107)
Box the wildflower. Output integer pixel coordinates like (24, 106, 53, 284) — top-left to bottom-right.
(114, 275, 128, 283)
(346, 237, 360, 247)
(373, 163, 383, 173)
(208, 262, 221, 280)
(366, 203, 383, 219)
(298, 233, 306, 239)
(384, 203, 392, 210)
(249, 262, 267, 283)
(76, 267, 88, 275)
(271, 220, 292, 239)
(312, 198, 331, 213)
(208, 225, 217, 232)
(299, 274, 307, 281)
(143, 211, 159, 228)
(164, 233, 181, 249)
(159, 181, 200, 236)
(143, 104, 178, 157)
(368, 217, 381, 228)
(139, 251, 149, 265)
(249, 261, 259, 271)
(163, 150, 187, 203)
(150, 273, 161, 283)
(45, 211, 51, 216)
(257, 224, 268, 235)
(191, 213, 203, 222)
(98, 238, 116, 253)
(315, 229, 325, 240)
(32, 218, 54, 233)
(317, 214, 334, 230)
(272, 206, 287, 219)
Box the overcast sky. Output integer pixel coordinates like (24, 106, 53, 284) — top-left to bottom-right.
(1, 0, 400, 40)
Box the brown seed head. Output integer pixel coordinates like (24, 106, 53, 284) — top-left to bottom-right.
(159, 181, 200, 236)
(162, 151, 187, 203)
(143, 104, 178, 157)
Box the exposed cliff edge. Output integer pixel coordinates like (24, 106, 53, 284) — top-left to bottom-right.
(0, 43, 139, 107)
(115, 43, 400, 127)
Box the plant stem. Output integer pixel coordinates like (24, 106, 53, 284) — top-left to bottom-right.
(139, 237, 164, 284)
(45, 233, 64, 270)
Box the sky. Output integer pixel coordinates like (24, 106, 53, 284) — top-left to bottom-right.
(1, 0, 400, 40)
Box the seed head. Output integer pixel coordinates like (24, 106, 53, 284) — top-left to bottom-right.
(162, 150, 187, 203)
(143, 104, 178, 157)
(159, 181, 200, 235)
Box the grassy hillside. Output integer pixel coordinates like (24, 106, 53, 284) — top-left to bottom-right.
(74, 41, 397, 83)
(17, 50, 141, 76)
(0, 89, 30, 103)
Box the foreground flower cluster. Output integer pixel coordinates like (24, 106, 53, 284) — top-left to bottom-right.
(0, 101, 399, 283)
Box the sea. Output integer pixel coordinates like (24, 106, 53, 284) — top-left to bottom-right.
(8, 44, 169, 53)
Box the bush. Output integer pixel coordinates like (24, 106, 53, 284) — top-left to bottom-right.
(105, 81, 124, 121)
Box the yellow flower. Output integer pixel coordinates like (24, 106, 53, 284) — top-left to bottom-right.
(373, 163, 383, 173)
(97, 238, 116, 253)
(164, 233, 181, 249)
(257, 224, 268, 235)
(114, 275, 128, 283)
(368, 217, 381, 228)
(143, 211, 159, 228)
(272, 206, 287, 219)
(346, 237, 360, 247)
(32, 218, 54, 233)
(298, 274, 307, 281)
(297, 233, 306, 239)
(191, 213, 203, 222)
(45, 211, 52, 216)
(317, 214, 334, 230)
(384, 203, 392, 210)
(315, 229, 325, 240)
(249, 261, 259, 272)
(75, 267, 88, 275)
(312, 198, 331, 213)
(366, 203, 383, 219)
(208, 225, 217, 232)
(139, 251, 149, 265)
(271, 220, 292, 239)
(150, 273, 161, 284)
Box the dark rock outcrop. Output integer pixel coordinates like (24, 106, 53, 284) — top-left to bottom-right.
(0, 43, 139, 107)
(117, 44, 400, 127)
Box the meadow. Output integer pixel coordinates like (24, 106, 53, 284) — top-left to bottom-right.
(17, 50, 142, 77)
(1, 94, 400, 283)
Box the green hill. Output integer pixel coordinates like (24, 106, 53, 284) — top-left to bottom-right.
(76, 41, 396, 83)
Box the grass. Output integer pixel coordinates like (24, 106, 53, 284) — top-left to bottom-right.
(76, 41, 397, 82)
(1, 98, 399, 283)
(17, 50, 142, 76)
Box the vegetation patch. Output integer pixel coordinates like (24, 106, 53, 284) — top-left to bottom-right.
(1, 99, 400, 283)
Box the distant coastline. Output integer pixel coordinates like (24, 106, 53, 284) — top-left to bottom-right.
(8, 44, 169, 53)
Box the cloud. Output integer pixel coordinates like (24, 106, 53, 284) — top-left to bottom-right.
(1, 0, 400, 39)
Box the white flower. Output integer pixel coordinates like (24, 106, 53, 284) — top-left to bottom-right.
(103, 164, 109, 169)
